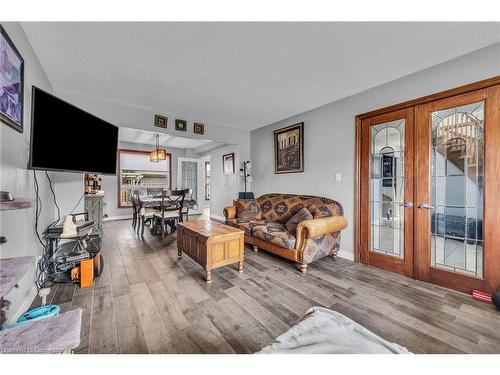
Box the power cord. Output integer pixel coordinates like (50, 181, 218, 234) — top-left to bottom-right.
(33, 170, 45, 248)
(69, 192, 85, 214)
(33, 170, 49, 291)
(45, 171, 61, 227)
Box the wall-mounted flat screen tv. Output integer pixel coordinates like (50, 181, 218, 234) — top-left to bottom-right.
(29, 87, 119, 175)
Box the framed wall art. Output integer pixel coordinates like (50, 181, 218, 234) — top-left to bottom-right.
(274, 122, 303, 173)
(223, 152, 235, 175)
(175, 119, 187, 131)
(154, 114, 167, 128)
(0, 25, 24, 133)
(193, 122, 204, 135)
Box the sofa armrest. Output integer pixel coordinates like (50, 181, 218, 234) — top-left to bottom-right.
(295, 216, 348, 250)
(223, 205, 237, 220)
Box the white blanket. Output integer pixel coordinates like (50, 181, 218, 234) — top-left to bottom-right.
(258, 306, 410, 354)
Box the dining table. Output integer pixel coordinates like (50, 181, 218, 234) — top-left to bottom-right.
(139, 195, 199, 210)
(137, 195, 198, 235)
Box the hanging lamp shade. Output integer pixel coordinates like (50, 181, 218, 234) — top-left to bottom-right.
(150, 133, 167, 162)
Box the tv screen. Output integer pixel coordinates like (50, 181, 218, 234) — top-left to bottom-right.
(29, 87, 119, 175)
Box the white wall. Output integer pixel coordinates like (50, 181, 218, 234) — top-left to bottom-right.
(196, 154, 211, 212)
(202, 144, 245, 221)
(0, 22, 55, 322)
(53, 141, 199, 220)
(51, 89, 251, 222)
(251, 43, 500, 255)
(54, 89, 251, 150)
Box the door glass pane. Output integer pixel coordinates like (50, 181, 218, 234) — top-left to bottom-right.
(370, 119, 405, 258)
(181, 161, 198, 200)
(430, 101, 484, 277)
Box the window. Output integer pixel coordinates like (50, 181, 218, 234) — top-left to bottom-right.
(117, 149, 171, 208)
(205, 161, 211, 200)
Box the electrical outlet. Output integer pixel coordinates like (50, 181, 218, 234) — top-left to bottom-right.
(335, 172, 342, 182)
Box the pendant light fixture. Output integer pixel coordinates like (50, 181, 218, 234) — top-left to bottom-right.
(150, 133, 167, 162)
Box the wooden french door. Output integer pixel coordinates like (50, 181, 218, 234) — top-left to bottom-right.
(358, 79, 500, 293)
(414, 86, 500, 293)
(359, 108, 415, 277)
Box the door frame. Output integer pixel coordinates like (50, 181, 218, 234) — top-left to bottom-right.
(355, 75, 500, 292)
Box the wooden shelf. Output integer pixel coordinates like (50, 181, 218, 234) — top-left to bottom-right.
(0, 198, 33, 211)
(0, 309, 82, 353)
(0, 256, 35, 298)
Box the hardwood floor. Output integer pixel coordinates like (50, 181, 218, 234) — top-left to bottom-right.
(30, 217, 500, 354)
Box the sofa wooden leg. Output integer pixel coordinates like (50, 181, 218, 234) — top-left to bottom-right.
(330, 252, 337, 259)
(298, 263, 307, 273)
(253, 245, 259, 253)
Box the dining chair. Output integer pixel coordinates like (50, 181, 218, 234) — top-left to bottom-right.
(137, 196, 160, 237)
(152, 189, 187, 238)
(180, 188, 193, 222)
(130, 189, 142, 230)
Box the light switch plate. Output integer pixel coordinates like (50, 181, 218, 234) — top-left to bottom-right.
(335, 172, 341, 182)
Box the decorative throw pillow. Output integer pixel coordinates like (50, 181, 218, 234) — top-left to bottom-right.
(235, 199, 262, 221)
(277, 203, 305, 223)
(307, 204, 332, 219)
(285, 207, 313, 234)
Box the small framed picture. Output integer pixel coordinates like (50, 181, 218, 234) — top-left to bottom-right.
(223, 152, 235, 175)
(0, 25, 24, 133)
(193, 122, 204, 135)
(154, 114, 167, 128)
(175, 119, 187, 131)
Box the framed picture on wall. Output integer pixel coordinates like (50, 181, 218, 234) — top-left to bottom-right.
(193, 122, 204, 134)
(154, 114, 167, 128)
(274, 122, 304, 173)
(223, 152, 235, 175)
(0, 25, 24, 133)
(175, 119, 187, 131)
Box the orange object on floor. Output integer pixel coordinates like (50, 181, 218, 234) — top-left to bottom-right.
(70, 266, 80, 282)
(80, 258, 94, 288)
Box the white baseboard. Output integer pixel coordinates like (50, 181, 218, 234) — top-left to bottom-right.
(210, 214, 225, 222)
(337, 249, 355, 261)
(104, 215, 132, 221)
(8, 284, 38, 324)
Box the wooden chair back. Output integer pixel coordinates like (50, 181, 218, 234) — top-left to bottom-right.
(159, 189, 188, 220)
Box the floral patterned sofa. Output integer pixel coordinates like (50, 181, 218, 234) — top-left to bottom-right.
(223, 193, 348, 273)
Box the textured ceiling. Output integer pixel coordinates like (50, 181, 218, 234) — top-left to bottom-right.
(22, 22, 500, 130)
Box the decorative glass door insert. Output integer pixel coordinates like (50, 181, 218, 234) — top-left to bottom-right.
(370, 119, 406, 258)
(360, 107, 414, 277)
(430, 101, 484, 277)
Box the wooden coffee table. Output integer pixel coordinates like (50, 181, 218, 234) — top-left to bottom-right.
(177, 220, 244, 283)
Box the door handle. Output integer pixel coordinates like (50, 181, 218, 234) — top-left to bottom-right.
(398, 202, 413, 208)
(418, 203, 434, 210)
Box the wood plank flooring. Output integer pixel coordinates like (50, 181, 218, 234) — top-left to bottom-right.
(30, 217, 500, 354)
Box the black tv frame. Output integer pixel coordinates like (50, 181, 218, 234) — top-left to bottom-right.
(28, 86, 119, 175)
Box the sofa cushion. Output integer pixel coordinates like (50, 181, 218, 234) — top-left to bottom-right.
(226, 218, 267, 235)
(235, 199, 262, 221)
(285, 207, 313, 234)
(253, 222, 296, 249)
